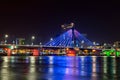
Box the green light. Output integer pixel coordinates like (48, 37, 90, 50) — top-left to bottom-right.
(102, 49, 119, 56)
(106, 51, 110, 56)
(116, 51, 120, 57)
(8, 45, 18, 49)
(10, 46, 14, 49)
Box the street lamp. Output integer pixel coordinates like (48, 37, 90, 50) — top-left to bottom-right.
(40, 42, 42, 45)
(93, 41, 96, 45)
(5, 34, 8, 44)
(12, 40, 15, 44)
(50, 37, 53, 41)
(81, 40, 84, 48)
(31, 36, 35, 45)
(39, 42, 42, 47)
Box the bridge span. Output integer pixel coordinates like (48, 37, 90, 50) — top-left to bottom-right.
(0, 44, 102, 56)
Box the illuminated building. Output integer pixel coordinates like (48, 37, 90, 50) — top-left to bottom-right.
(114, 41, 120, 48)
(16, 38, 25, 45)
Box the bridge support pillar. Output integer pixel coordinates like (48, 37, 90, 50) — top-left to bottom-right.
(32, 49, 39, 56)
(7, 48, 11, 56)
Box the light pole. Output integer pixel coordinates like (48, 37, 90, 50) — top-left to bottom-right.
(40, 42, 42, 46)
(50, 38, 53, 46)
(31, 36, 35, 45)
(12, 40, 15, 44)
(39, 42, 42, 48)
(50, 37, 53, 41)
(5, 34, 8, 44)
(81, 40, 84, 48)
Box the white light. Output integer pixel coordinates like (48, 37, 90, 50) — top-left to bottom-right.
(104, 43, 107, 46)
(96, 43, 99, 45)
(49, 68, 53, 73)
(30, 56, 35, 64)
(81, 56, 84, 62)
(12, 52, 15, 54)
(81, 40, 84, 43)
(3, 57, 9, 62)
(113, 44, 116, 47)
(103, 56, 107, 73)
(50, 38, 53, 41)
(5, 34, 8, 38)
(11, 45, 14, 49)
(32, 36, 35, 40)
(14, 46, 17, 48)
(92, 56, 96, 73)
(93, 42, 96, 45)
(40, 42, 42, 45)
(91, 56, 97, 79)
(49, 56, 53, 64)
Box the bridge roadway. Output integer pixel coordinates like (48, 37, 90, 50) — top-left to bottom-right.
(0, 44, 102, 50)
(0, 44, 102, 56)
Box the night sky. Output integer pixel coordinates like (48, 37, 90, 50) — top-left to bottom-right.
(0, 1, 120, 44)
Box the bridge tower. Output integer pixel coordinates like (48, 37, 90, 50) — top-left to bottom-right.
(62, 22, 77, 48)
(71, 24, 76, 47)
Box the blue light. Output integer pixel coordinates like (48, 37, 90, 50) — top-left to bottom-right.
(45, 29, 93, 48)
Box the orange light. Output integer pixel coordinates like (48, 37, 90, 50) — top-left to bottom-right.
(67, 53, 75, 56)
(66, 48, 69, 51)
(5, 48, 8, 51)
(67, 50, 76, 56)
(92, 49, 96, 52)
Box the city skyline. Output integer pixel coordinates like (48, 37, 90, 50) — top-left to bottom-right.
(0, 1, 120, 43)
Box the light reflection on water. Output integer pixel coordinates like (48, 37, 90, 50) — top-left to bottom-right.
(0, 56, 119, 80)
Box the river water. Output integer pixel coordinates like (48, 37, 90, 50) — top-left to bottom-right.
(0, 56, 119, 80)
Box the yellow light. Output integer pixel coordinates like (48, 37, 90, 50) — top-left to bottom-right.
(84, 49, 88, 52)
(74, 47, 79, 51)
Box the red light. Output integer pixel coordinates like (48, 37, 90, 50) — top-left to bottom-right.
(66, 50, 76, 56)
(7, 48, 11, 56)
(33, 49, 39, 56)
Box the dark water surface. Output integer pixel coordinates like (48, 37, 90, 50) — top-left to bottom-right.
(0, 56, 120, 80)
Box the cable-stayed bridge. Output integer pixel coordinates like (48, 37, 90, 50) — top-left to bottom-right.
(44, 28, 93, 48)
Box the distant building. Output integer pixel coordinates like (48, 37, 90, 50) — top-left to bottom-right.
(114, 41, 120, 48)
(103, 43, 113, 49)
(16, 38, 25, 45)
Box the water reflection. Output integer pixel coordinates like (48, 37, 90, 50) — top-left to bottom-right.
(116, 58, 120, 79)
(0, 56, 119, 80)
(27, 56, 37, 80)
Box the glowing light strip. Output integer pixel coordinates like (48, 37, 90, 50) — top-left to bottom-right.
(44, 29, 93, 47)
